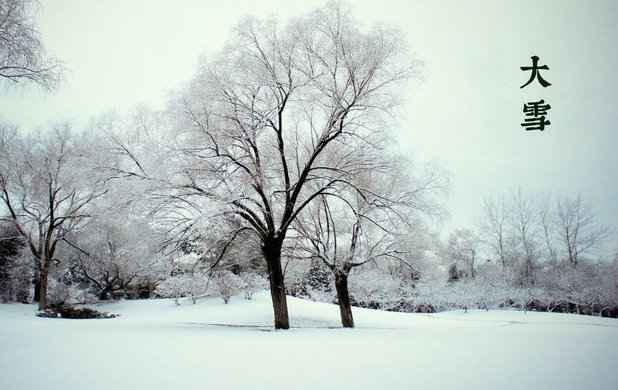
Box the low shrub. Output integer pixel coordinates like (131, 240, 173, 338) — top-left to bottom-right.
(37, 305, 118, 319)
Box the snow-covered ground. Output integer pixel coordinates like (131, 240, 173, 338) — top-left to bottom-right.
(1, 292, 617, 390)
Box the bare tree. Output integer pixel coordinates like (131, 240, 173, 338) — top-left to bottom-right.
(556, 194, 610, 268)
(0, 220, 23, 301)
(0, 0, 63, 90)
(444, 228, 479, 279)
(68, 214, 167, 300)
(294, 196, 393, 327)
(538, 194, 558, 264)
(292, 161, 446, 327)
(508, 189, 540, 286)
(0, 122, 106, 309)
(479, 195, 509, 269)
(114, 2, 419, 329)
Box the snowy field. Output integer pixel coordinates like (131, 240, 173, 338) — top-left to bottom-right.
(1, 292, 617, 390)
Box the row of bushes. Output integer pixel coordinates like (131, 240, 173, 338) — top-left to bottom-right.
(340, 297, 618, 318)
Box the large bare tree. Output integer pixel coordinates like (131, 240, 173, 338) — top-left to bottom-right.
(119, 2, 421, 329)
(0, 122, 106, 309)
(0, 0, 62, 90)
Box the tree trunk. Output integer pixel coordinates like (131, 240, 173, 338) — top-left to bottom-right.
(263, 238, 290, 329)
(38, 265, 49, 310)
(33, 271, 41, 303)
(335, 271, 354, 328)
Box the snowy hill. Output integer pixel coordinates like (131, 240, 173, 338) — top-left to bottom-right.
(1, 292, 617, 390)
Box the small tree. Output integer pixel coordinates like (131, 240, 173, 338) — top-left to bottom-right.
(240, 272, 268, 300)
(211, 270, 246, 304)
(68, 210, 167, 301)
(479, 195, 510, 269)
(508, 189, 540, 286)
(156, 272, 208, 305)
(302, 259, 333, 300)
(444, 228, 479, 279)
(0, 220, 24, 301)
(556, 195, 610, 268)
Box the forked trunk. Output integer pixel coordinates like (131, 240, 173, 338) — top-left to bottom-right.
(335, 271, 354, 328)
(263, 238, 290, 329)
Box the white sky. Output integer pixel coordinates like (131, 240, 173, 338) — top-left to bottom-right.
(1, 0, 616, 250)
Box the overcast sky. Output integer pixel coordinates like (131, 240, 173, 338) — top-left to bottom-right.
(1, 0, 616, 253)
